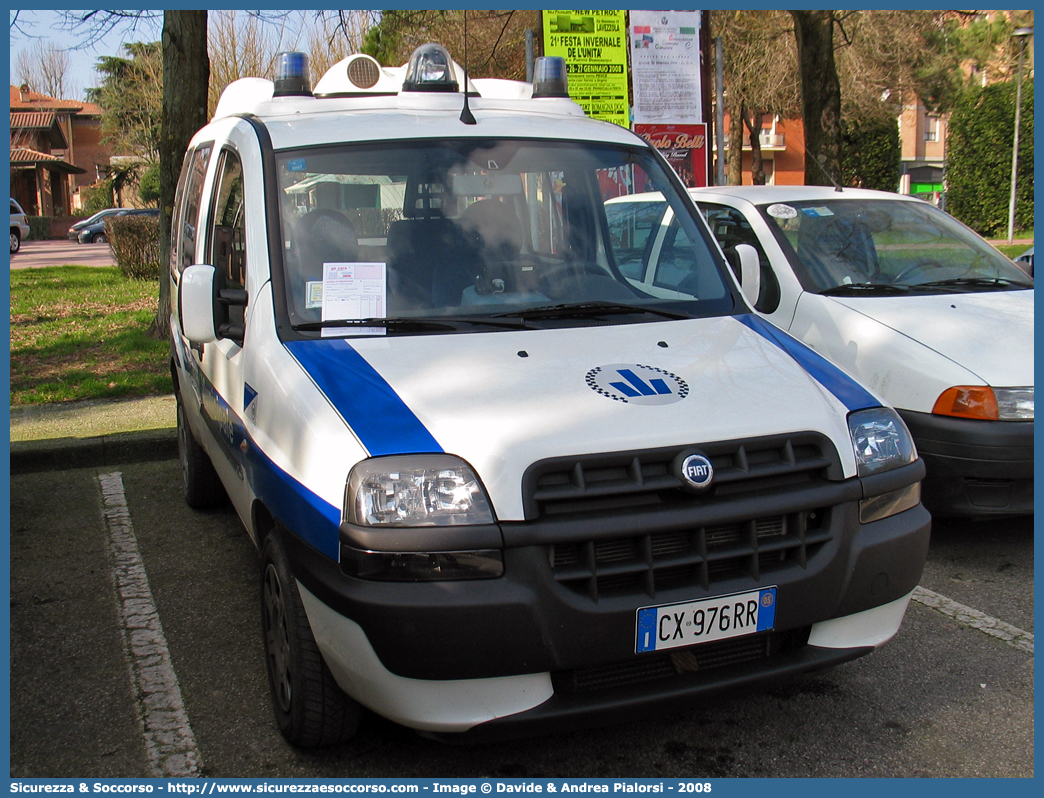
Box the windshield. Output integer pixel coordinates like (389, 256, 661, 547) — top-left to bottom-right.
(274, 139, 733, 335)
(758, 198, 1032, 294)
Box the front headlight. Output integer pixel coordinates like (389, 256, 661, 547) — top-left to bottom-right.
(995, 387, 1034, 420)
(848, 407, 917, 477)
(346, 454, 494, 527)
(848, 408, 920, 523)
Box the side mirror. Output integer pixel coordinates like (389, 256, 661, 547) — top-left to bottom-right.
(179, 264, 218, 344)
(178, 264, 249, 345)
(735, 243, 761, 307)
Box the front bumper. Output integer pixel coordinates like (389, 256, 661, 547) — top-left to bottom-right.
(899, 410, 1033, 516)
(288, 463, 928, 683)
(300, 581, 915, 739)
(285, 488, 929, 735)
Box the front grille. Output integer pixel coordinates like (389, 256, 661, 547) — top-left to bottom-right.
(520, 433, 843, 602)
(523, 432, 840, 519)
(550, 509, 830, 601)
(557, 626, 812, 694)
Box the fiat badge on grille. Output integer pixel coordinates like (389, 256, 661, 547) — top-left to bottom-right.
(679, 453, 714, 490)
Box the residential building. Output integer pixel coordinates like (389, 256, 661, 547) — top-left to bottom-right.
(9, 84, 112, 216)
(715, 113, 807, 185)
(899, 101, 947, 202)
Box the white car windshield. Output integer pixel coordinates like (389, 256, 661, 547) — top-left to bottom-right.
(758, 198, 1032, 295)
(274, 139, 734, 334)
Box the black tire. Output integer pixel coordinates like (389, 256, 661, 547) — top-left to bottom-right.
(177, 400, 226, 508)
(92, 232, 107, 244)
(261, 533, 361, 747)
(10, 229, 21, 254)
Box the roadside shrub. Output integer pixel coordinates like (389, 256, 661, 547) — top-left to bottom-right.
(947, 79, 1033, 236)
(80, 180, 115, 216)
(27, 216, 52, 241)
(138, 163, 161, 205)
(107, 214, 160, 280)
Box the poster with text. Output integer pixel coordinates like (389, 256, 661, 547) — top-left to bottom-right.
(635, 123, 708, 187)
(542, 10, 629, 127)
(630, 10, 702, 125)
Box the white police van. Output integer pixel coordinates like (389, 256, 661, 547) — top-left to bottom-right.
(170, 45, 930, 747)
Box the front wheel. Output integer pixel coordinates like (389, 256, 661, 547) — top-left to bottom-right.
(10, 229, 20, 254)
(177, 400, 225, 508)
(261, 533, 361, 747)
(92, 232, 107, 244)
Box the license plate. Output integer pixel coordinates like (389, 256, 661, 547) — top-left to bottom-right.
(635, 587, 777, 653)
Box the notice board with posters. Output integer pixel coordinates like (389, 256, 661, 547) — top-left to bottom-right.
(629, 10, 708, 186)
(629, 9, 703, 125)
(542, 10, 629, 127)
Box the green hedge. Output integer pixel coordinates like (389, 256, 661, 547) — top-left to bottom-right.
(947, 79, 1034, 237)
(106, 215, 160, 281)
(26, 216, 52, 241)
(840, 115, 900, 192)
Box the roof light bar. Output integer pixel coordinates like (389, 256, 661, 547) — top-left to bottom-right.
(346, 54, 382, 89)
(532, 57, 569, 98)
(402, 43, 459, 93)
(273, 52, 312, 97)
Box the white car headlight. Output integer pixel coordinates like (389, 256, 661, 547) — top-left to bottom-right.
(848, 407, 917, 478)
(346, 454, 495, 527)
(995, 387, 1033, 420)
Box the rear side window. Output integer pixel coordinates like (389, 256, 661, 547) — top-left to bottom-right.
(207, 149, 247, 330)
(173, 144, 213, 275)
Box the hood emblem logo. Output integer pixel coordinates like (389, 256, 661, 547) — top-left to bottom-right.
(679, 453, 714, 490)
(586, 364, 688, 405)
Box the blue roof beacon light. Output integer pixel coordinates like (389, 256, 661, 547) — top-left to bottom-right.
(273, 51, 312, 97)
(402, 43, 459, 92)
(532, 56, 569, 98)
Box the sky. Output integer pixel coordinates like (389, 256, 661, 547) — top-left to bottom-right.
(9, 9, 165, 101)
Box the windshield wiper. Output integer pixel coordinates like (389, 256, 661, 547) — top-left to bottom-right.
(292, 316, 531, 332)
(819, 283, 911, 296)
(490, 301, 692, 321)
(905, 277, 1033, 291)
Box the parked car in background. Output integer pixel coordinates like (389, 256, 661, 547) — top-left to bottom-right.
(77, 208, 159, 244)
(1014, 245, 1033, 277)
(10, 198, 30, 254)
(67, 208, 130, 240)
(684, 186, 1034, 517)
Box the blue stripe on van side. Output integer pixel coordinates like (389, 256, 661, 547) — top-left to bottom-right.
(247, 440, 343, 560)
(284, 338, 443, 456)
(734, 314, 879, 412)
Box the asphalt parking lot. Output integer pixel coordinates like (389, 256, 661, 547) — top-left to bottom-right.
(9, 237, 116, 269)
(8, 457, 1033, 779)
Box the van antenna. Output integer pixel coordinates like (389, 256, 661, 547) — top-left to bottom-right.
(460, 10, 476, 124)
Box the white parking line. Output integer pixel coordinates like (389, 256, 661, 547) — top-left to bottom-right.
(98, 471, 202, 777)
(913, 585, 1034, 654)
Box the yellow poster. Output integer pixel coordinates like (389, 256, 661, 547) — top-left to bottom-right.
(542, 10, 629, 127)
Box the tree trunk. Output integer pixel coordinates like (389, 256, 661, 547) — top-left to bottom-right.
(790, 10, 841, 187)
(744, 108, 766, 185)
(727, 104, 744, 185)
(152, 10, 210, 338)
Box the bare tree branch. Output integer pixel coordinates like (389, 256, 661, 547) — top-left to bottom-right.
(56, 10, 163, 49)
